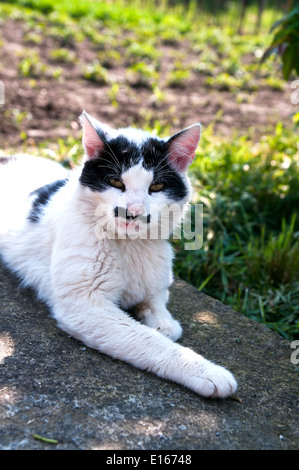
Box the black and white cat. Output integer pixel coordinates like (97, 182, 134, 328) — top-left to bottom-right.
(0, 112, 237, 398)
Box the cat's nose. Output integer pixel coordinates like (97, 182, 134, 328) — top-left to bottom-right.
(127, 204, 146, 217)
(114, 206, 150, 223)
(114, 206, 139, 220)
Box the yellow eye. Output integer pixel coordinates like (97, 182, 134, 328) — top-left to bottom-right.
(109, 178, 125, 191)
(149, 183, 164, 193)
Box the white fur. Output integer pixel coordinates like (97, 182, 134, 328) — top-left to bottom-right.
(0, 125, 237, 398)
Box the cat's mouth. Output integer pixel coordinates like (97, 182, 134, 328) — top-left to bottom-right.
(114, 207, 151, 225)
(113, 206, 151, 237)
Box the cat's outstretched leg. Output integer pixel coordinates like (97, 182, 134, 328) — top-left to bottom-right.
(135, 290, 182, 341)
(52, 295, 237, 398)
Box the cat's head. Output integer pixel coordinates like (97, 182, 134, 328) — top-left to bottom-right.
(79, 111, 201, 240)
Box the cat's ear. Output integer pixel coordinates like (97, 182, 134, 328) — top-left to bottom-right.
(80, 111, 107, 160)
(167, 123, 201, 172)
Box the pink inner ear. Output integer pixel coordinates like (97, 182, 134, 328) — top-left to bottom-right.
(82, 115, 105, 159)
(168, 124, 201, 172)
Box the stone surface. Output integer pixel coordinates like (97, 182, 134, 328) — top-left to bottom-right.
(0, 262, 298, 450)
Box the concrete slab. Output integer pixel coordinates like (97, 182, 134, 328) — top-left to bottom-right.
(0, 263, 298, 450)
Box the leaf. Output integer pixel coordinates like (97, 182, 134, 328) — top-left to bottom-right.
(260, 45, 276, 63)
(270, 9, 299, 33)
(282, 43, 297, 79)
(271, 26, 296, 47)
(230, 394, 243, 403)
(33, 434, 59, 444)
(198, 270, 218, 291)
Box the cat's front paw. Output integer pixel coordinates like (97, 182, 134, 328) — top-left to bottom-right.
(188, 362, 237, 398)
(145, 316, 183, 341)
(156, 318, 183, 341)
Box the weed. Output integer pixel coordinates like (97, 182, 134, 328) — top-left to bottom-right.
(125, 41, 160, 63)
(166, 68, 191, 88)
(82, 61, 109, 84)
(108, 83, 120, 107)
(126, 62, 158, 89)
(97, 49, 122, 69)
(23, 31, 43, 44)
(50, 48, 77, 64)
(18, 51, 46, 77)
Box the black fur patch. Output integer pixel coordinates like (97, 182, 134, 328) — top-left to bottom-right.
(79, 134, 188, 201)
(28, 179, 67, 223)
(0, 156, 17, 165)
(142, 138, 188, 201)
(79, 135, 141, 191)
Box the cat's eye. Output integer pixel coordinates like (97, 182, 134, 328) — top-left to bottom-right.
(109, 178, 125, 191)
(149, 183, 164, 193)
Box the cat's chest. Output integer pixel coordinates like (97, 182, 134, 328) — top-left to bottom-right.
(96, 239, 172, 308)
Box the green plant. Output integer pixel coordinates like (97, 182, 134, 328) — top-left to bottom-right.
(241, 215, 299, 286)
(18, 52, 46, 77)
(108, 83, 120, 107)
(263, 75, 285, 90)
(125, 41, 160, 62)
(50, 48, 77, 63)
(126, 62, 158, 89)
(173, 122, 299, 339)
(261, 8, 299, 79)
(205, 72, 258, 92)
(82, 61, 109, 84)
(24, 31, 43, 44)
(97, 49, 121, 69)
(166, 68, 191, 88)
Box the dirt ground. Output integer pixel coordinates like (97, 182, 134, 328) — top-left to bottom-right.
(0, 17, 296, 150)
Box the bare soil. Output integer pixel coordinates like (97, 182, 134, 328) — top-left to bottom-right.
(0, 18, 295, 150)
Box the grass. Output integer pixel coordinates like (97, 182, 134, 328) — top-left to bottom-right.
(173, 120, 299, 340)
(0, 0, 298, 339)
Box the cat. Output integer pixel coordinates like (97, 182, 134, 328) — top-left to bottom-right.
(0, 111, 237, 398)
